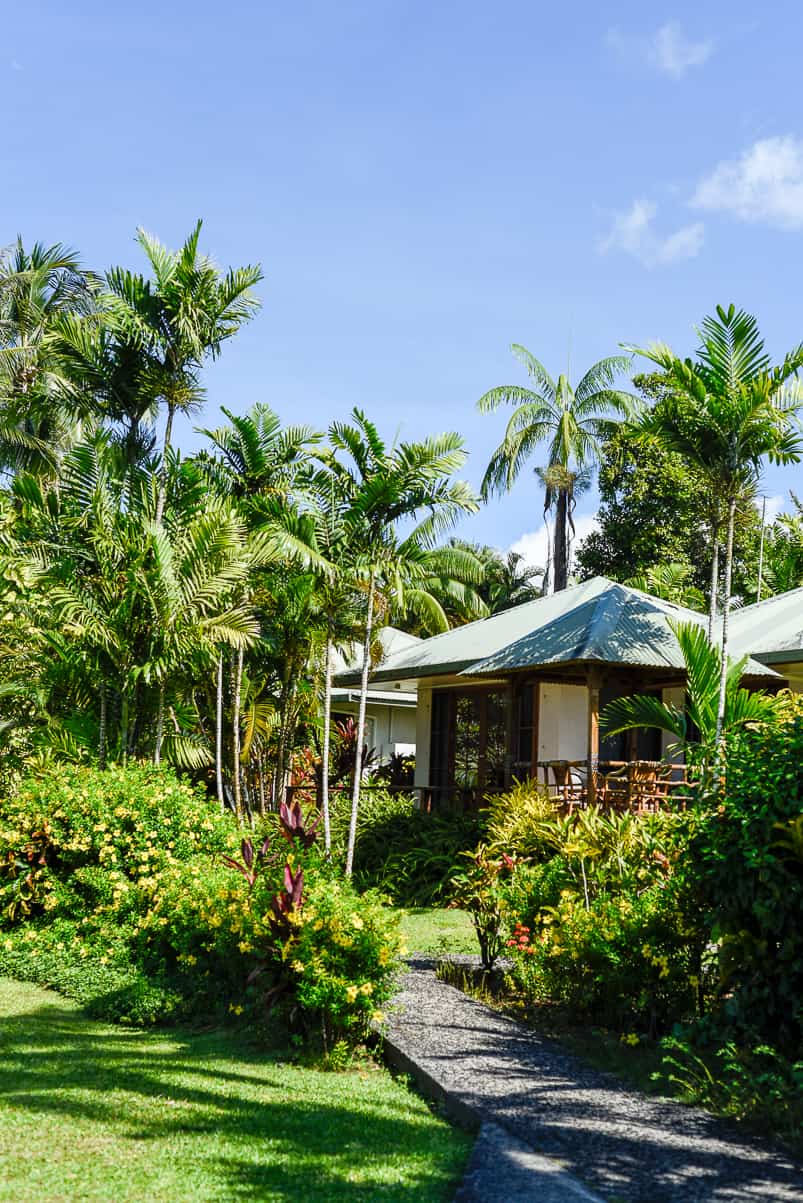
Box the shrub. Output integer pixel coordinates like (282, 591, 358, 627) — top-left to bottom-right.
(285, 876, 403, 1047)
(0, 762, 235, 925)
(0, 766, 403, 1044)
(506, 881, 703, 1035)
(330, 788, 480, 906)
(482, 778, 559, 860)
(449, 845, 516, 970)
(687, 693, 803, 1054)
(657, 1037, 803, 1151)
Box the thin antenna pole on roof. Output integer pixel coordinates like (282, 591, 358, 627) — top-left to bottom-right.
(757, 495, 767, 602)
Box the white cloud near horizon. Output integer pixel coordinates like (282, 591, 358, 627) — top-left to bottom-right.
(606, 22, 712, 78)
(599, 199, 704, 268)
(510, 513, 601, 574)
(693, 136, 803, 229)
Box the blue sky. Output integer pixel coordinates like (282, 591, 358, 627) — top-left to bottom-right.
(4, 1, 803, 565)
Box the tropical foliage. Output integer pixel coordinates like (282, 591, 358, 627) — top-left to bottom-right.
(478, 347, 637, 590)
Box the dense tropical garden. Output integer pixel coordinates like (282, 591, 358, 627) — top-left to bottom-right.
(1, 226, 803, 1186)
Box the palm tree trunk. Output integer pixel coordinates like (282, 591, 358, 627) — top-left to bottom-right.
(98, 681, 107, 770)
(346, 571, 375, 877)
(714, 496, 737, 747)
(153, 682, 165, 765)
(155, 401, 176, 525)
(258, 750, 266, 815)
(232, 647, 243, 819)
(215, 652, 225, 810)
(120, 692, 129, 768)
(321, 626, 333, 854)
(553, 488, 569, 591)
(707, 522, 720, 643)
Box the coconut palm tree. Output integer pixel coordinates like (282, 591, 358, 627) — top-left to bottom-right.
(626, 305, 803, 743)
(105, 222, 262, 522)
(326, 411, 479, 875)
(478, 347, 637, 590)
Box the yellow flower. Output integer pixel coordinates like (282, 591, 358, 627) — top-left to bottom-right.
(620, 1032, 640, 1046)
(238, 941, 253, 954)
(359, 982, 373, 996)
(345, 985, 359, 1004)
(291, 960, 304, 973)
(372, 1010, 385, 1023)
(350, 914, 364, 930)
(228, 1003, 244, 1015)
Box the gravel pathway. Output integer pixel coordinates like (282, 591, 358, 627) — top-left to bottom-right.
(386, 958, 803, 1203)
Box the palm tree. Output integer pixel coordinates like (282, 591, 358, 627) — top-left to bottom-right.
(197, 403, 320, 500)
(326, 411, 479, 875)
(0, 239, 98, 476)
(451, 540, 543, 614)
(624, 562, 706, 611)
(106, 222, 262, 522)
(601, 620, 780, 756)
(626, 305, 803, 743)
(478, 347, 637, 591)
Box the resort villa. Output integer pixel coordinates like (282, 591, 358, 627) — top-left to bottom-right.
(335, 577, 803, 809)
(330, 626, 420, 764)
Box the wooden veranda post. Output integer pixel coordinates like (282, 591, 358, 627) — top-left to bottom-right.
(587, 670, 601, 805)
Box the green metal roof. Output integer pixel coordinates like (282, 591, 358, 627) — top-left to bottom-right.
(729, 587, 803, 663)
(334, 577, 780, 686)
(464, 580, 777, 677)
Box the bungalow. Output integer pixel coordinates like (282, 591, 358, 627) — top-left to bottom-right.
(330, 626, 420, 764)
(334, 577, 794, 809)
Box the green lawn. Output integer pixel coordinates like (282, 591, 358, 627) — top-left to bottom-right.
(0, 978, 470, 1203)
(399, 907, 477, 956)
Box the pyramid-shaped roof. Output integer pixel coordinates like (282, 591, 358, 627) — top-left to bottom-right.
(334, 577, 778, 686)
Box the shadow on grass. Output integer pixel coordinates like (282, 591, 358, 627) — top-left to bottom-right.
(0, 985, 468, 1202)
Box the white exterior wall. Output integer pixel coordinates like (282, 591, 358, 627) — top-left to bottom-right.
(414, 684, 432, 789)
(334, 701, 417, 763)
(661, 686, 686, 762)
(537, 683, 587, 761)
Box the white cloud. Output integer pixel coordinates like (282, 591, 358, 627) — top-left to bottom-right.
(599, 199, 704, 268)
(756, 494, 785, 523)
(511, 513, 600, 574)
(693, 136, 803, 229)
(606, 22, 712, 78)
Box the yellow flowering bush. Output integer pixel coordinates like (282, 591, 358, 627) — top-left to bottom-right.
(0, 763, 237, 925)
(278, 875, 403, 1047)
(506, 881, 702, 1036)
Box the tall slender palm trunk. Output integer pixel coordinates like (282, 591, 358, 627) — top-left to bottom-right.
(553, 488, 569, 591)
(714, 496, 738, 747)
(346, 572, 375, 877)
(320, 627, 333, 855)
(120, 692, 129, 767)
(707, 522, 720, 643)
(98, 682, 107, 770)
(153, 682, 165, 764)
(232, 647, 243, 819)
(155, 401, 176, 525)
(215, 652, 225, 810)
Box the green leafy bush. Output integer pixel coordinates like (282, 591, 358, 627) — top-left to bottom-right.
(657, 1037, 803, 1151)
(330, 788, 480, 906)
(687, 693, 803, 1053)
(505, 881, 703, 1035)
(0, 766, 403, 1043)
(0, 762, 235, 925)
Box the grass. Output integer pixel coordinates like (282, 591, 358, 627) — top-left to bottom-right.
(0, 977, 471, 1202)
(398, 908, 477, 956)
